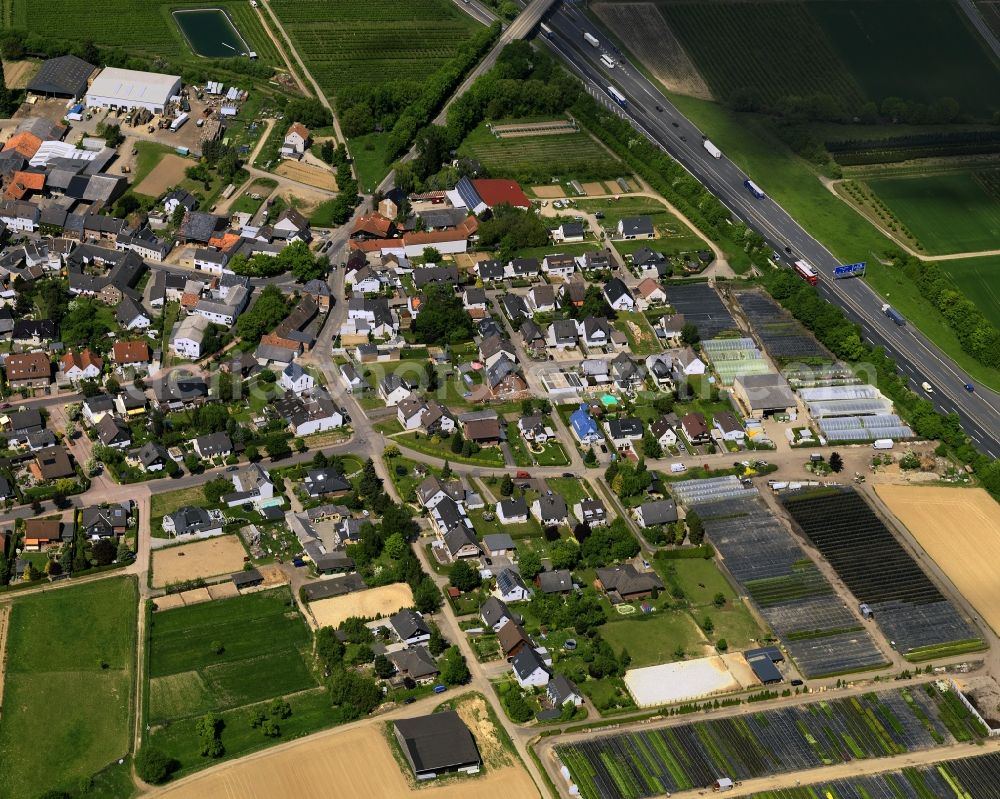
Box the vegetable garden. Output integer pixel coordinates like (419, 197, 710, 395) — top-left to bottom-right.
(558, 683, 987, 799)
(270, 0, 480, 97)
(782, 488, 983, 660)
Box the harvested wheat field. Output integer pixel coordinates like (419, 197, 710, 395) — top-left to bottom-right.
(4, 60, 38, 89)
(153, 719, 537, 799)
(876, 485, 1000, 632)
(308, 583, 414, 629)
(151, 536, 248, 589)
(531, 185, 565, 198)
(275, 160, 337, 191)
(135, 154, 190, 197)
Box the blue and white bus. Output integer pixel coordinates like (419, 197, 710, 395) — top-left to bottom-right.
(607, 86, 627, 109)
(743, 179, 765, 199)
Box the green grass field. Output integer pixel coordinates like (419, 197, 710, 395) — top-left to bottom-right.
(545, 477, 595, 510)
(938, 255, 1000, 328)
(601, 613, 706, 667)
(865, 169, 1000, 255)
(270, 0, 480, 97)
(6, 1, 280, 65)
(0, 578, 138, 799)
(458, 122, 624, 182)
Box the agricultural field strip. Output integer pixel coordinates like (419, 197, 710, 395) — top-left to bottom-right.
(747, 749, 1000, 799)
(665, 283, 737, 340)
(782, 490, 979, 656)
(734, 291, 832, 363)
(692, 494, 885, 677)
(558, 683, 986, 799)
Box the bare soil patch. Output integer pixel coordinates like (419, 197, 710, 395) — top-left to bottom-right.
(274, 160, 338, 191)
(151, 536, 248, 589)
(593, 3, 713, 100)
(207, 582, 240, 600)
(308, 583, 415, 629)
(5, 61, 38, 89)
(135, 154, 190, 198)
(153, 721, 537, 799)
(876, 485, 1000, 633)
(531, 185, 565, 198)
(454, 695, 511, 769)
(582, 181, 608, 196)
(493, 120, 577, 138)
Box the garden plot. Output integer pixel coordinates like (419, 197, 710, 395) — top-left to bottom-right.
(558, 683, 987, 799)
(151, 535, 248, 589)
(664, 283, 737, 340)
(783, 488, 982, 660)
(690, 492, 886, 677)
(308, 582, 414, 628)
(734, 290, 832, 363)
(876, 485, 1000, 635)
(623, 654, 751, 707)
(134, 154, 191, 198)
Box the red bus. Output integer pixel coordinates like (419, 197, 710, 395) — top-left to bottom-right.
(793, 259, 818, 285)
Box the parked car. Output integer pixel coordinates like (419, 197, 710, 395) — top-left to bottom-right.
(433, 684, 447, 694)
(516, 471, 531, 479)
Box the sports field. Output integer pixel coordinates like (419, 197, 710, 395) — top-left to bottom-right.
(876, 485, 1000, 634)
(459, 123, 623, 182)
(269, 0, 480, 97)
(939, 255, 1000, 328)
(0, 577, 137, 799)
(4, 1, 280, 65)
(308, 582, 415, 628)
(865, 169, 1000, 255)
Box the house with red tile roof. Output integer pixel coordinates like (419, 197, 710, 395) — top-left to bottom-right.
(59, 349, 103, 382)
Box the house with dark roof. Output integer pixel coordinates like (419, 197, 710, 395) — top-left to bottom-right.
(12, 319, 57, 345)
(548, 674, 584, 707)
(388, 646, 440, 684)
(512, 646, 551, 688)
(162, 506, 222, 537)
(498, 622, 533, 660)
(496, 497, 529, 525)
(30, 446, 74, 481)
(463, 417, 501, 445)
(536, 569, 573, 594)
(480, 596, 521, 632)
(681, 411, 711, 444)
(126, 441, 170, 473)
(23, 518, 74, 550)
(27, 55, 96, 99)
(302, 468, 351, 497)
(95, 414, 131, 449)
(617, 216, 654, 239)
(596, 564, 664, 602)
(193, 432, 233, 459)
(389, 609, 431, 647)
(79, 504, 129, 539)
(603, 277, 636, 312)
(574, 498, 609, 528)
(393, 711, 481, 779)
(495, 567, 532, 603)
(476, 258, 504, 282)
(636, 499, 677, 529)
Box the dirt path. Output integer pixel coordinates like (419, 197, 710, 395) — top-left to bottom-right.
(0, 605, 10, 718)
(250, 5, 308, 96)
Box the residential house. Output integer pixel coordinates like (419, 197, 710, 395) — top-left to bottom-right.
(224, 463, 275, 507)
(537, 569, 573, 595)
(606, 417, 644, 451)
(547, 318, 578, 350)
(714, 411, 745, 442)
(645, 353, 675, 390)
(542, 252, 576, 279)
(484, 356, 527, 398)
(302, 279, 332, 313)
(163, 506, 222, 537)
(5, 408, 42, 435)
(496, 497, 529, 525)
(193, 432, 233, 460)
(673, 347, 706, 378)
(30, 446, 74, 481)
(82, 394, 115, 424)
(578, 250, 612, 273)
(277, 388, 344, 436)
(478, 334, 517, 370)
(379, 374, 415, 407)
(5, 352, 51, 388)
(635, 278, 667, 308)
(170, 314, 211, 359)
(617, 216, 654, 239)
(282, 122, 310, 157)
(339, 362, 366, 393)
(476, 259, 504, 283)
(498, 623, 532, 660)
(412, 265, 458, 290)
(610, 352, 644, 392)
(569, 404, 602, 444)
(512, 647, 551, 688)
(390, 609, 431, 646)
(59, 349, 102, 383)
(12, 319, 56, 345)
(575, 498, 609, 528)
(551, 222, 584, 243)
(23, 518, 72, 550)
(681, 411, 710, 444)
(518, 414, 553, 444)
(501, 292, 530, 323)
(111, 340, 150, 370)
(79, 504, 129, 539)
(116, 296, 151, 331)
(279, 362, 314, 395)
(650, 415, 679, 448)
(462, 287, 488, 314)
(495, 568, 532, 603)
(480, 596, 520, 632)
(548, 674, 584, 707)
(415, 474, 465, 510)
(578, 315, 611, 349)
(273, 208, 311, 243)
(95, 414, 131, 449)
(596, 564, 664, 601)
(483, 533, 516, 559)
(463, 417, 501, 446)
(527, 285, 556, 314)
(655, 313, 686, 346)
(505, 257, 540, 281)
(632, 247, 668, 276)
(636, 499, 678, 528)
(126, 441, 170, 473)
(519, 319, 546, 357)
(532, 493, 568, 527)
(302, 468, 351, 498)
(387, 646, 439, 684)
(603, 277, 636, 312)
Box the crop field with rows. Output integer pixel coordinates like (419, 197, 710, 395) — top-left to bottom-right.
(558, 683, 987, 799)
(270, 0, 480, 97)
(783, 488, 983, 660)
(4, 0, 279, 65)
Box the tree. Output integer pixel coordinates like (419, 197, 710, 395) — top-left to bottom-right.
(235, 285, 290, 341)
(716, 638, 728, 652)
(642, 430, 663, 459)
(265, 433, 291, 460)
(424, 360, 439, 392)
(573, 522, 592, 543)
(413, 577, 442, 613)
(428, 625, 448, 656)
(373, 653, 395, 678)
(422, 246, 442, 263)
(383, 532, 407, 560)
(584, 447, 598, 466)
(449, 559, 481, 592)
(203, 477, 233, 505)
(685, 510, 705, 546)
(320, 139, 334, 164)
(412, 285, 474, 345)
(503, 688, 534, 723)
(328, 669, 381, 720)
(261, 719, 280, 737)
(269, 698, 292, 719)
(439, 646, 470, 685)
(135, 746, 178, 784)
(701, 616, 714, 633)
(285, 97, 332, 128)
(829, 451, 844, 473)
(517, 550, 542, 581)
(249, 708, 266, 728)
(713, 592, 726, 608)
(196, 713, 224, 758)
(680, 322, 700, 347)
(440, 460, 452, 480)
(92, 538, 116, 566)
(499, 473, 514, 497)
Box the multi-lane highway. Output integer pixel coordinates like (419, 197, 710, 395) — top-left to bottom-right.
(540, 4, 1000, 457)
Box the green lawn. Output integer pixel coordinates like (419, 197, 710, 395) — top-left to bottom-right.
(613, 311, 662, 356)
(349, 132, 395, 192)
(373, 418, 404, 435)
(533, 440, 570, 466)
(150, 485, 209, 521)
(545, 477, 595, 510)
(386, 455, 436, 503)
(600, 613, 706, 667)
(506, 423, 534, 467)
(395, 432, 506, 467)
(938, 255, 1000, 328)
(469, 507, 542, 540)
(708, 600, 765, 652)
(0, 578, 138, 799)
(865, 170, 1000, 255)
(663, 557, 737, 608)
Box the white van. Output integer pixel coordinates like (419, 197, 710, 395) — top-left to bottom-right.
(670, 463, 687, 473)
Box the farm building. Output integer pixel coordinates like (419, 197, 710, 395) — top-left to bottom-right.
(85, 67, 181, 113)
(27, 55, 97, 100)
(393, 711, 481, 780)
(732, 373, 797, 419)
(743, 646, 784, 685)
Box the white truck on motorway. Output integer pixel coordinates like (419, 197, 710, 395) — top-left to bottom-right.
(600, 53, 615, 69)
(703, 139, 721, 158)
(872, 439, 894, 450)
(583, 32, 599, 47)
(921, 381, 933, 393)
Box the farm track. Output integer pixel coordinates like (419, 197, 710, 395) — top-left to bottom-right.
(250, 2, 308, 95)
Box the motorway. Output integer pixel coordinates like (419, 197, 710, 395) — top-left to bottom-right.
(541, 4, 1000, 458)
